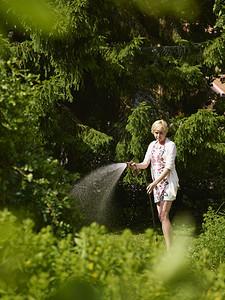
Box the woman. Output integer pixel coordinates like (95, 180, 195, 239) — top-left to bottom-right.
(129, 120, 179, 250)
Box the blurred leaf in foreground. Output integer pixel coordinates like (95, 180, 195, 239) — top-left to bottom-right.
(0, 0, 58, 34)
(113, 0, 200, 20)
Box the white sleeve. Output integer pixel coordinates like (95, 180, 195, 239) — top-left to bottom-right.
(143, 143, 153, 164)
(165, 142, 177, 170)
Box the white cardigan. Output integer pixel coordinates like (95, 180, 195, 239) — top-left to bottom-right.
(143, 138, 179, 198)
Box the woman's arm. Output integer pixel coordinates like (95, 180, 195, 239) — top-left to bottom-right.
(131, 161, 149, 170)
(146, 168, 171, 194)
(129, 143, 152, 170)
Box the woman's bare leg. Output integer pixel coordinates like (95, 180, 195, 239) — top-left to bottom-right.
(156, 201, 173, 250)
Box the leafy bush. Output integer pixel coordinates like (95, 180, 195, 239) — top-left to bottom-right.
(1, 209, 225, 300)
(174, 109, 225, 210)
(190, 206, 225, 271)
(115, 102, 156, 184)
(0, 60, 82, 236)
(0, 209, 161, 299)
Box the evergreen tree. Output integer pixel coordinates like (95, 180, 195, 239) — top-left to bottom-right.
(0, 59, 82, 236)
(174, 109, 225, 211)
(1, 0, 224, 228)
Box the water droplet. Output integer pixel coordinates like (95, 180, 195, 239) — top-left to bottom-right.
(70, 163, 127, 226)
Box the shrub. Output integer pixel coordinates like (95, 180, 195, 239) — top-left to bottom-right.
(0, 60, 82, 236)
(190, 206, 225, 272)
(1, 209, 225, 300)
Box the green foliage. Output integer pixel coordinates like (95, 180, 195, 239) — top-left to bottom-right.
(114, 0, 200, 20)
(2, 209, 225, 299)
(174, 109, 225, 209)
(0, 0, 224, 242)
(8, 0, 211, 124)
(7, 0, 142, 169)
(0, 61, 82, 236)
(125, 102, 154, 158)
(32, 74, 113, 164)
(77, 125, 113, 155)
(20, 0, 144, 91)
(0, 61, 40, 183)
(0, 210, 160, 299)
(190, 206, 225, 272)
(175, 109, 224, 163)
(3, 0, 216, 175)
(161, 60, 206, 106)
(0, 209, 76, 299)
(12, 41, 54, 81)
(133, 51, 207, 115)
(203, 35, 225, 69)
(214, 0, 225, 29)
(203, 0, 225, 71)
(214, 94, 225, 115)
(116, 107, 224, 210)
(0, 35, 11, 60)
(0, 0, 58, 34)
(115, 102, 156, 184)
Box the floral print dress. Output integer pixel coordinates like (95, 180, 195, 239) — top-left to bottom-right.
(143, 138, 179, 203)
(151, 142, 169, 202)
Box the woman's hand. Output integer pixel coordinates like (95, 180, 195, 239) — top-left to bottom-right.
(147, 168, 170, 194)
(146, 182, 157, 194)
(127, 161, 137, 170)
(127, 160, 150, 171)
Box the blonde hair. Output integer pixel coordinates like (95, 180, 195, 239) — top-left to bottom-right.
(151, 120, 168, 134)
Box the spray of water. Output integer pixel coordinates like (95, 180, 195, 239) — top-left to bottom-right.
(70, 163, 127, 226)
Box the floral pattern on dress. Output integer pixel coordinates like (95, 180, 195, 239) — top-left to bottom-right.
(151, 142, 169, 202)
